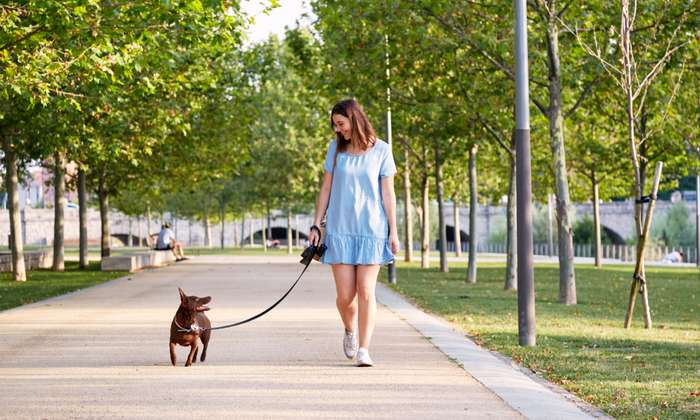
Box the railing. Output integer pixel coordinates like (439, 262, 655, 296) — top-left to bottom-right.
(437, 242, 699, 264)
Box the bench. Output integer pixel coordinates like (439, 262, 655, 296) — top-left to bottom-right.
(0, 249, 53, 272)
(101, 250, 176, 272)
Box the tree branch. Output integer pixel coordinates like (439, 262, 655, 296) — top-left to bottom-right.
(0, 25, 45, 52)
(564, 72, 600, 118)
(398, 137, 425, 166)
(532, 97, 548, 116)
(475, 115, 514, 157)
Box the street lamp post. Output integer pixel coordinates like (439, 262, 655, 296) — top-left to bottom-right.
(385, 33, 397, 285)
(514, 0, 536, 346)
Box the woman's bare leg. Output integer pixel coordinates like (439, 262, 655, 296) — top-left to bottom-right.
(332, 264, 357, 332)
(176, 243, 185, 258)
(356, 265, 380, 349)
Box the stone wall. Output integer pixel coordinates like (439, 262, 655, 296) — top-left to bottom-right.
(0, 199, 696, 248)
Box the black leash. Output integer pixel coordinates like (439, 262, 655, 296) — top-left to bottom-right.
(176, 258, 313, 333)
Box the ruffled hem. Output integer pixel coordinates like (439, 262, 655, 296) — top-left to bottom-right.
(321, 232, 395, 265)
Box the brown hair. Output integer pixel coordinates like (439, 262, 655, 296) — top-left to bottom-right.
(330, 99, 376, 152)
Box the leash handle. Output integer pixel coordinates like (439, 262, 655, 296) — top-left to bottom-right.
(204, 258, 313, 331)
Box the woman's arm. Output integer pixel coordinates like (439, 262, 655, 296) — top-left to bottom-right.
(315, 172, 333, 226)
(309, 172, 333, 245)
(381, 175, 400, 254)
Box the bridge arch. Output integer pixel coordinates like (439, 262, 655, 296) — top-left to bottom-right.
(601, 225, 626, 245)
(244, 227, 308, 245)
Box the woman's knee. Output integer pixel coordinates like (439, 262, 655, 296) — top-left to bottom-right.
(332, 265, 356, 302)
(355, 266, 379, 302)
(356, 286, 375, 303)
(336, 294, 356, 308)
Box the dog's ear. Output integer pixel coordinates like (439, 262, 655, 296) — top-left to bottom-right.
(178, 288, 187, 304)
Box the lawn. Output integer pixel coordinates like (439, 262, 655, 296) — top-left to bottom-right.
(382, 262, 700, 419)
(0, 261, 127, 311)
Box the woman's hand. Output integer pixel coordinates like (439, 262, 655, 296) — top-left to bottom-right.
(308, 228, 320, 246)
(389, 233, 400, 255)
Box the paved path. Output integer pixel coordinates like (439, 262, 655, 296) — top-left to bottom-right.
(0, 256, 599, 419)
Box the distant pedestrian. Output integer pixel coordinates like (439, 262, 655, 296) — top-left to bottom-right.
(308, 99, 399, 367)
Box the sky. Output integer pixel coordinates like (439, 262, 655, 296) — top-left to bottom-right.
(240, 0, 316, 45)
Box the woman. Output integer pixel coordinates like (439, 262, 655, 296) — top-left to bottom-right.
(308, 99, 399, 367)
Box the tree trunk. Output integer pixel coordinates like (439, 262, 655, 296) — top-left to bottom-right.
(592, 177, 602, 267)
(696, 174, 699, 268)
(267, 204, 272, 241)
(262, 217, 267, 252)
(635, 109, 650, 239)
(146, 204, 152, 243)
(546, 11, 576, 304)
(188, 220, 192, 247)
(504, 153, 517, 290)
(434, 146, 448, 272)
(128, 218, 133, 247)
(241, 214, 246, 248)
(620, 0, 652, 328)
(98, 176, 110, 258)
(287, 208, 293, 254)
(403, 147, 413, 262)
(547, 193, 554, 256)
(219, 201, 225, 249)
(420, 174, 430, 268)
(453, 198, 461, 257)
(203, 211, 212, 248)
(4, 141, 26, 281)
(78, 168, 88, 269)
(467, 145, 478, 283)
(295, 214, 300, 248)
(51, 152, 65, 271)
(249, 219, 254, 246)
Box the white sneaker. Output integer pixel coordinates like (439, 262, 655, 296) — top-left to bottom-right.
(343, 330, 358, 359)
(356, 347, 373, 367)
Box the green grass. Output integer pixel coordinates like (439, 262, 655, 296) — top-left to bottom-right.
(382, 262, 700, 419)
(0, 261, 127, 311)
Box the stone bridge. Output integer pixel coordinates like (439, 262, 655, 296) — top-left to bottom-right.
(1, 199, 696, 249)
(445, 199, 697, 245)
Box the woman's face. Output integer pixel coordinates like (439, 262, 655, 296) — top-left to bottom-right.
(332, 114, 352, 140)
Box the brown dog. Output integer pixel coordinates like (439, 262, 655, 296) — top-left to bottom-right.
(169, 288, 212, 367)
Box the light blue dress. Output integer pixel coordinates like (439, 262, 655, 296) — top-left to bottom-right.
(320, 139, 397, 265)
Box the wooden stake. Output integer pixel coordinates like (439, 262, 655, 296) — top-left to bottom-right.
(624, 162, 662, 328)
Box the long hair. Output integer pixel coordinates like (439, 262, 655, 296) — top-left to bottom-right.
(330, 99, 377, 152)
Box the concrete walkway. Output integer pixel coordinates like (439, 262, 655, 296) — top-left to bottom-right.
(0, 256, 601, 419)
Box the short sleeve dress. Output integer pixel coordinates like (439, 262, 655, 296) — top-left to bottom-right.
(320, 139, 397, 266)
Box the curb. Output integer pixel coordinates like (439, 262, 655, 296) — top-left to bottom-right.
(376, 283, 613, 420)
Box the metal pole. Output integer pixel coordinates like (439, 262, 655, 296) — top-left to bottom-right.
(514, 0, 536, 347)
(385, 33, 397, 285)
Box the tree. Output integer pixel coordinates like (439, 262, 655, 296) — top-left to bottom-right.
(572, 0, 699, 327)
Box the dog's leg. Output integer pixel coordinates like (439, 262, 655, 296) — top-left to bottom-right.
(169, 342, 177, 366)
(192, 345, 199, 364)
(185, 343, 198, 367)
(200, 330, 211, 362)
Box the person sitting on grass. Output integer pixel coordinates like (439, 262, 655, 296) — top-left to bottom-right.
(662, 250, 684, 263)
(156, 222, 187, 261)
